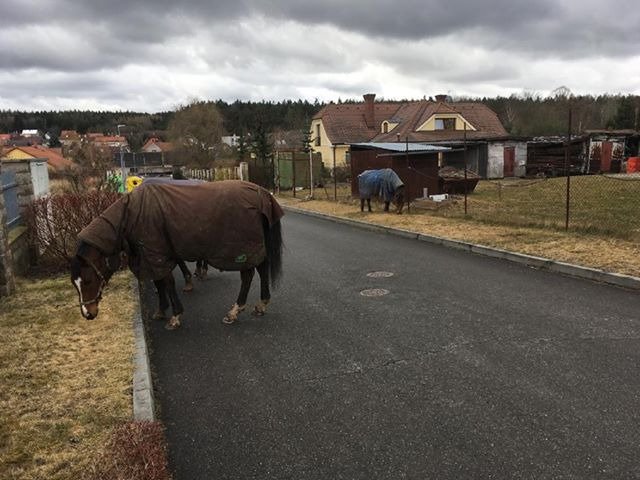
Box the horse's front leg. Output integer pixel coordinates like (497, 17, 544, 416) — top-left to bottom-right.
(164, 272, 184, 330)
(252, 260, 271, 317)
(223, 268, 255, 324)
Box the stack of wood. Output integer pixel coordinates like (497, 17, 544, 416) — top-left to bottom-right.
(438, 166, 480, 194)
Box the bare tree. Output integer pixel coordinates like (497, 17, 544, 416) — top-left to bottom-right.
(168, 100, 225, 168)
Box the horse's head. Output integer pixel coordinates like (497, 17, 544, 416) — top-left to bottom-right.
(393, 186, 406, 214)
(70, 242, 120, 319)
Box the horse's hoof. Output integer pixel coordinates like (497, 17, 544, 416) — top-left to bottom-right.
(252, 306, 266, 317)
(152, 311, 166, 321)
(165, 316, 181, 330)
(182, 283, 193, 293)
(222, 316, 236, 325)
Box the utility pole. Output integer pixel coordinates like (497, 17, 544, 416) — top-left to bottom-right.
(117, 124, 126, 192)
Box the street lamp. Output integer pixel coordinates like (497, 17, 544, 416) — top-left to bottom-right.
(117, 124, 126, 191)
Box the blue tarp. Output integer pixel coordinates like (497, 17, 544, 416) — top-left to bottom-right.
(357, 169, 404, 202)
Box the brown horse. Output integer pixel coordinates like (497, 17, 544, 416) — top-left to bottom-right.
(70, 180, 284, 329)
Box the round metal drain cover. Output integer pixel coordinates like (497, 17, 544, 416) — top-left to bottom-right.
(366, 271, 394, 278)
(360, 288, 390, 297)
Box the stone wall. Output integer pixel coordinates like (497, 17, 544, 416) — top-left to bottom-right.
(2, 158, 38, 211)
(0, 158, 47, 296)
(0, 162, 16, 296)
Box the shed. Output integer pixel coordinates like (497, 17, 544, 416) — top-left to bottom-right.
(349, 143, 450, 200)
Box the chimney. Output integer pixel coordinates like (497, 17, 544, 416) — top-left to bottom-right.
(363, 93, 376, 127)
(435, 94, 448, 102)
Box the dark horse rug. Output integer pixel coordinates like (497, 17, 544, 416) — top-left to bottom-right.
(77, 180, 284, 280)
(357, 168, 404, 202)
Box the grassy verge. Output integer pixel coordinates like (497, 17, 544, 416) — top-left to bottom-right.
(0, 272, 141, 479)
(277, 186, 640, 278)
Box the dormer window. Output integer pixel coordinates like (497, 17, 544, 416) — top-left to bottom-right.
(417, 114, 476, 132)
(435, 118, 456, 130)
(381, 121, 398, 133)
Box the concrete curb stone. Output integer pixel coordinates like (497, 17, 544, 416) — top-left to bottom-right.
(283, 204, 640, 290)
(131, 279, 155, 421)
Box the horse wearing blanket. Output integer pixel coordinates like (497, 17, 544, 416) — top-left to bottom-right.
(71, 180, 284, 329)
(358, 168, 406, 214)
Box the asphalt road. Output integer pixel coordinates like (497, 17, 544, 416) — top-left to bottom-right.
(142, 210, 640, 479)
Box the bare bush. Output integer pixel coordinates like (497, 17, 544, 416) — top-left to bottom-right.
(25, 190, 121, 269)
(83, 421, 172, 480)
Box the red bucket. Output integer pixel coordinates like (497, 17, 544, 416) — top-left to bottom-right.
(627, 157, 640, 173)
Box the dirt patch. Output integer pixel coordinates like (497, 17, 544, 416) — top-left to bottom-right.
(278, 195, 640, 278)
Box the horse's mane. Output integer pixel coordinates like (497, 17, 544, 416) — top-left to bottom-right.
(70, 241, 92, 278)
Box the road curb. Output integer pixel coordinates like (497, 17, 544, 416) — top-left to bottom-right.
(131, 279, 155, 421)
(283, 204, 640, 290)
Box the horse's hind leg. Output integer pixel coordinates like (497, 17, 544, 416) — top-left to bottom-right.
(223, 268, 255, 324)
(252, 260, 271, 316)
(177, 260, 194, 292)
(195, 259, 208, 280)
(153, 279, 169, 321)
(164, 272, 184, 330)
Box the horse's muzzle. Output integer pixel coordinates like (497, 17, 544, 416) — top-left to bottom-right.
(81, 304, 98, 320)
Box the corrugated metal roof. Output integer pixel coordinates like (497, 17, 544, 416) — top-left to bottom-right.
(351, 142, 450, 152)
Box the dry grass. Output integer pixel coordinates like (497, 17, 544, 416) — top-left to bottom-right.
(277, 189, 640, 278)
(0, 272, 136, 480)
(446, 176, 640, 239)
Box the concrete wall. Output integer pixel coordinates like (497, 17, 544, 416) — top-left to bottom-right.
(30, 160, 49, 198)
(9, 227, 30, 276)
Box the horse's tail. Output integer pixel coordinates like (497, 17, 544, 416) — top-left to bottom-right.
(263, 217, 283, 288)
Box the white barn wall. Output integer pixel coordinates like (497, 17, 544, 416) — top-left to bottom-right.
(487, 141, 527, 178)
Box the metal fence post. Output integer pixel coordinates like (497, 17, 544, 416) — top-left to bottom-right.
(565, 107, 572, 230)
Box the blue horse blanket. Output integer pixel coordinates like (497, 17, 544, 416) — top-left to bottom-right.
(357, 169, 404, 202)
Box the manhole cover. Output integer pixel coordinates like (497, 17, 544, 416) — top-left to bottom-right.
(366, 271, 394, 278)
(360, 288, 390, 297)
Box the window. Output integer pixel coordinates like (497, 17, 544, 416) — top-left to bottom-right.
(382, 122, 389, 133)
(435, 118, 456, 130)
(315, 124, 321, 146)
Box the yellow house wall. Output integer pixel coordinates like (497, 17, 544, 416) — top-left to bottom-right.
(4, 149, 35, 160)
(310, 119, 351, 168)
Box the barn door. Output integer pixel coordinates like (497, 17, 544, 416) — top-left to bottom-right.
(503, 146, 515, 177)
(600, 141, 613, 172)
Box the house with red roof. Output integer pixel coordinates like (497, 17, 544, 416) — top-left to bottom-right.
(142, 137, 175, 153)
(311, 93, 526, 178)
(1, 145, 74, 172)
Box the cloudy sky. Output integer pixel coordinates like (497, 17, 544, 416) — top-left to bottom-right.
(1, 0, 639, 112)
